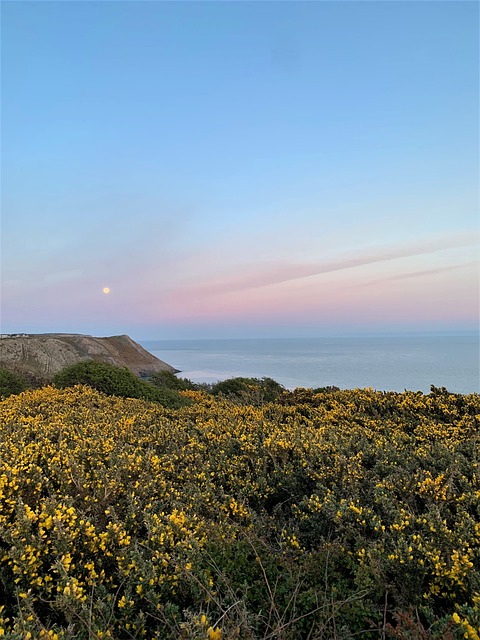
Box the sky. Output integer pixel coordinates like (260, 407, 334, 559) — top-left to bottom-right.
(2, 0, 479, 340)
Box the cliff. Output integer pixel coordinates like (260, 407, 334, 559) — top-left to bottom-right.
(0, 333, 177, 378)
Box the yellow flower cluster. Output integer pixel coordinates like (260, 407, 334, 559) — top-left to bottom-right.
(0, 384, 478, 638)
(453, 612, 480, 640)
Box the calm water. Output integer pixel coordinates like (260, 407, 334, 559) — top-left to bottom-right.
(141, 336, 479, 394)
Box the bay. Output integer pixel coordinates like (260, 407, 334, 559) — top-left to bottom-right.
(141, 335, 479, 394)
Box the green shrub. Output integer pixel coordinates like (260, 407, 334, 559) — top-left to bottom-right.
(148, 370, 194, 391)
(211, 376, 285, 404)
(312, 385, 340, 393)
(52, 361, 190, 408)
(0, 368, 27, 398)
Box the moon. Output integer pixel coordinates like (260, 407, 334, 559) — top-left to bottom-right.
(102, 287, 111, 294)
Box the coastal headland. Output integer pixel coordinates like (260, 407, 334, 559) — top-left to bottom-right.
(0, 333, 177, 378)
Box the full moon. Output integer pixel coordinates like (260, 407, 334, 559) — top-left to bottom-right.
(102, 287, 111, 294)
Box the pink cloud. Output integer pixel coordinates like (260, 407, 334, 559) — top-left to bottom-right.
(186, 232, 478, 297)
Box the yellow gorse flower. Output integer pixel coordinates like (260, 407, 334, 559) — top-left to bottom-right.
(0, 384, 478, 637)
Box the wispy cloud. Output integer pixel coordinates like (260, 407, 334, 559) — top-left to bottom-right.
(193, 232, 478, 296)
(360, 261, 478, 285)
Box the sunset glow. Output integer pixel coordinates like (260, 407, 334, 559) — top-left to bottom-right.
(2, 2, 478, 339)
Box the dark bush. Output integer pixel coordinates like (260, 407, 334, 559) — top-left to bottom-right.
(148, 370, 194, 392)
(0, 368, 27, 398)
(52, 361, 190, 408)
(211, 376, 285, 404)
(0, 364, 49, 392)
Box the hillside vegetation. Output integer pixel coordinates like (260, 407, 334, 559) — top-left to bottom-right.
(0, 383, 479, 639)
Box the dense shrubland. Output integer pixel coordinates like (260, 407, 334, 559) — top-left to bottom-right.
(0, 362, 285, 408)
(0, 375, 479, 638)
(52, 361, 191, 409)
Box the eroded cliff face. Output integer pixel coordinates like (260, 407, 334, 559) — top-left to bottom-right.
(0, 334, 176, 378)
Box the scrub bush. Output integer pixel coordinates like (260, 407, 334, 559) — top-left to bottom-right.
(0, 367, 27, 398)
(52, 361, 190, 408)
(211, 376, 285, 404)
(148, 370, 194, 391)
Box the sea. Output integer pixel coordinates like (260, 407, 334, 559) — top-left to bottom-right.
(141, 335, 479, 395)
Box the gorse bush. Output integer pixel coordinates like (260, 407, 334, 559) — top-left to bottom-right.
(52, 360, 147, 396)
(1, 385, 479, 638)
(148, 369, 194, 392)
(210, 376, 285, 404)
(0, 365, 49, 396)
(0, 367, 27, 398)
(52, 361, 190, 409)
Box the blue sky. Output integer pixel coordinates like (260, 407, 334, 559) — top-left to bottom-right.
(2, 1, 478, 339)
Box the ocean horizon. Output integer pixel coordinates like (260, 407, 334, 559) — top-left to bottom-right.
(141, 334, 479, 395)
